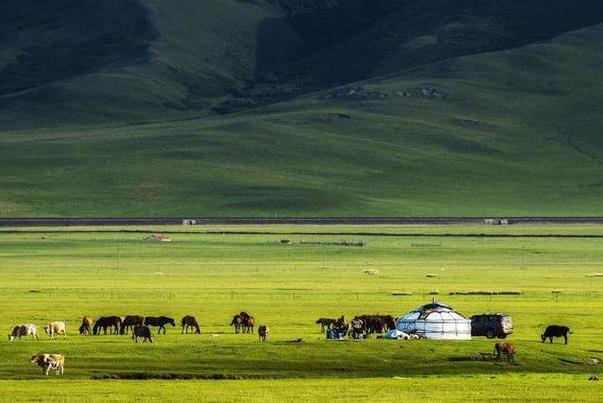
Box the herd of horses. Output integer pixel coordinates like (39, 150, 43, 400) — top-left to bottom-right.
(80, 315, 184, 337)
(76, 312, 263, 341)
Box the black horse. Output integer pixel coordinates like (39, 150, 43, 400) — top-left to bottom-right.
(121, 315, 144, 335)
(144, 316, 175, 334)
(93, 316, 122, 335)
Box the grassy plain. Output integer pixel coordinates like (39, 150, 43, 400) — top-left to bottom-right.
(0, 225, 601, 401)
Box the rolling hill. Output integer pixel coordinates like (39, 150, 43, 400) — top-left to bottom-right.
(0, 1, 602, 216)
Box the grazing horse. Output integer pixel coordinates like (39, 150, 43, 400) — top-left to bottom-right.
(79, 317, 93, 335)
(93, 316, 122, 335)
(541, 325, 570, 344)
(181, 315, 201, 334)
(377, 315, 397, 331)
(121, 315, 144, 335)
(144, 316, 176, 334)
(244, 316, 255, 334)
(315, 318, 337, 333)
(495, 342, 517, 363)
(132, 325, 153, 343)
(230, 315, 243, 333)
(258, 325, 269, 341)
(352, 315, 387, 337)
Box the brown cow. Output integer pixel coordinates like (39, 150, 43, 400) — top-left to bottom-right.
(495, 342, 517, 363)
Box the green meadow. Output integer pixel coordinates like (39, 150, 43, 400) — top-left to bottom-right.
(0, 225, 601, 401)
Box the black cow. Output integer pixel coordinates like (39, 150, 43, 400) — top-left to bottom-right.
(132, 325, 153, 343)
(541, 325, 570, 344)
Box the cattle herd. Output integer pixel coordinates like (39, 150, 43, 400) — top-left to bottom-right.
(8, 311, 571, 376)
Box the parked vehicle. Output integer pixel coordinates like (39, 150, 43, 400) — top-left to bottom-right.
(470, 313, 514, 339)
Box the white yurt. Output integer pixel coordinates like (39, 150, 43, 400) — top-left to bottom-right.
(396, 301, 471, 340)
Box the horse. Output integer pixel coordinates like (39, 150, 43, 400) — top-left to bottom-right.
(132, 325, 153, 343)
(93, 316, 122, 335)
(144, 316, 176, 334)
(181, 315, 201, 334)
(376, 315, 396, 331)
(258, 325, 269, 341)
(354, 315, 387, 337)
(79, 316, 93, 335)
(232, 312, 255, 334)
(495, 342, 516, 363)
(121, 315, 144, 335)
(244, 316, 255, 334)
(230, 315, 243, 333)
(315, 318, 337, 333)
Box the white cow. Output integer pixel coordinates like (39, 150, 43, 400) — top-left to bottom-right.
(8, 324, 39, 341)
(31, 354, 65, 375)
(45, 321, 67, 340)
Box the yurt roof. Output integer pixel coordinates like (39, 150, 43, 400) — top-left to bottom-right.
(402, 301, 468, 321)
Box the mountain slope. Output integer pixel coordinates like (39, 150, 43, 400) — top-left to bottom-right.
(2, 0, 603, 127)
(1, 24, 602, 217)
(0, 0, 293, 127)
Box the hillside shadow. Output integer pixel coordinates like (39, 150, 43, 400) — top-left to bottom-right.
(0, 0, 158, 95)
(253, 0, 603, 90)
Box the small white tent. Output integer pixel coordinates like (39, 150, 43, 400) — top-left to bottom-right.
(396, 301, 471, 340)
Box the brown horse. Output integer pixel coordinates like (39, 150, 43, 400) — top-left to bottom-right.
(79, 316, 93, 335)
(230, 315, 243, 333)
(144, 316, 175, 334)
(121, 315, 144, 335)
(244, 316, 255, 334)
(93, 316, 121, 335)
(181, 315, 201, 334)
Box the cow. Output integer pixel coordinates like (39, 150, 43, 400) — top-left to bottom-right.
(258, 325, 269, 341)
(541, 325, 570, 344)
(44, 322, 67, 340)
(121, 315, 144, 335)
(79, 316, 93, 335)
(132, 325, 153, 343)
(181, 315, 201, 334)
(144, 316, 175, 335)
(31, 354, 64, 375)
(8, 324, 39, 341)
(495, 342, 517, 363)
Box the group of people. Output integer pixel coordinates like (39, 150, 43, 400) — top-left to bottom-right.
(317, 314, 397, 340)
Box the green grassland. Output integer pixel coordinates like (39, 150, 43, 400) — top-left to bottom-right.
(0, 225, 601, 400)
